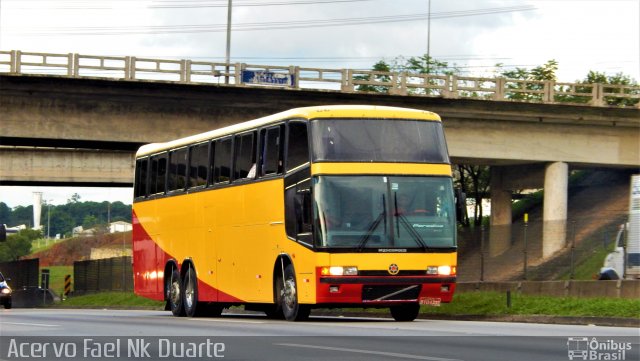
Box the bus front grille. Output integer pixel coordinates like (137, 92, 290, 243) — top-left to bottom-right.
(362, 285, 421, 301)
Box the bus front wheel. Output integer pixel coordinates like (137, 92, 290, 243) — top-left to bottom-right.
(169, 269, 185, 317)
(390, 304, 420, 321)
(281, 264, 310, 321)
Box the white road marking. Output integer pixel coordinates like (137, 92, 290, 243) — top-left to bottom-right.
(3, 322, 59, 327)
(275, 343, 463, 361)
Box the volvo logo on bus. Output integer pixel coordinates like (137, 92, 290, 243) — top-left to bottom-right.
(388, 264, 399, 275)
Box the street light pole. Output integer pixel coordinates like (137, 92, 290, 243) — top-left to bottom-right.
(426, 0, 431, 74)
(225, 0, 233, 84)
(47, 200, 52, 244)
(47, 202, 51, 239)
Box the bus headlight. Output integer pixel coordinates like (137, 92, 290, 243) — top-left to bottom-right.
(427, 266, 456, 276)
(437, 266, 452, 276)
(321, 266, 358, 276)
(1, 288, 11, 295)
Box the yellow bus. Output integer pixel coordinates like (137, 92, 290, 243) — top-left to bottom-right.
(132, 105, 458, 321)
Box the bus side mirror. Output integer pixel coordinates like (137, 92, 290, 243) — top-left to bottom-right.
(454, 189, 467, 222)
(0, 224, 6, 242)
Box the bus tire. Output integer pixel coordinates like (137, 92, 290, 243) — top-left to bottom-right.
(169, 269, 185, 317)
(390, 303, 420, 322)
(183, 264, 200, 317)
(267, 267, 285, 319)
(281, 264, 310, 321)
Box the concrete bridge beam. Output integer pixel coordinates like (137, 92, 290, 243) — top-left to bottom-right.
(0, 148, 134, 186)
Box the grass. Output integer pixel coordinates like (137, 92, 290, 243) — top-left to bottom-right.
(59, 292, 164, 309)
(30, 238, 66, 254)
(419, 291, 640, 319)
(557, 245, 615, 280)
(44, 265, 74, 294)
(55, 291, 640, 319)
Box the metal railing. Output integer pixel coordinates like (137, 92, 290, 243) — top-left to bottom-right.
(1, 50, 639, 108)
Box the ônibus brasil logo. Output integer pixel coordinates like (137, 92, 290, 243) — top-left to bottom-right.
(567, 337, 632, 360)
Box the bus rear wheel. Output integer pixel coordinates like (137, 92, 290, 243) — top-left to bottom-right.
(281, 264, 310, 321)
(183, 265, 200, 317)
(390, 304, 420, 322)
(168, 269, 185, 316)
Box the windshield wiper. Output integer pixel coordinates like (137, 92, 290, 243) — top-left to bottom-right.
(393, 193, 429, 251)
(357, 194, 386, 252)
(396, 213, 430, 251)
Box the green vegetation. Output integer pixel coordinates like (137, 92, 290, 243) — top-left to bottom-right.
(419, 291, 640, 319)
(0, 195, 131, 238)
(0, 228, 40, 262)
(30, 238, 67, 254)
(59, 292, 164, 309)
(45, 265, 74, 294)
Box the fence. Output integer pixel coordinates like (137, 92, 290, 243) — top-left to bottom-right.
(1, 50, 638, 108)
(457, 216, 628, 282)
(73, 256, 133, 294)
(0, 258, 39, 289)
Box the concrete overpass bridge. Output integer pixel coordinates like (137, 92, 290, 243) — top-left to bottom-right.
(1, 50, 639, 258)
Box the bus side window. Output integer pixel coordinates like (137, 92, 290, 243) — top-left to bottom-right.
(168, 147, 188, 192)
(134, 158, 148, 198)
(259, 125, 284, 177)
(285, 179, 313, 244)
(188, 142, 209, 188)
(150, 153, 168, 195)
(234, 132, 257, 180)
(213, 138, 232, 184)
(286, 121, 309, 172)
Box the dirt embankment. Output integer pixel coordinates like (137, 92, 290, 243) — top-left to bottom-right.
(27, 232, 132, 267)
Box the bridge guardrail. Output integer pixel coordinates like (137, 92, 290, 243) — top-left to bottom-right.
(1, 50, 638, 108)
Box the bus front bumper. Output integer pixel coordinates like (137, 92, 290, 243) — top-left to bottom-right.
(316, 275, 456, 306)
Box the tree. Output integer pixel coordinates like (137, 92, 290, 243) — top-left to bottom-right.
(0, 203, 11, 226)
(395, 54, 458, 76)
(455, 165, 490, 226)
(8, 205, 33, 228)
(0, 229, 40, 262)
(82, 214, 99, 229)
(556, 70, 639, 107)
(499, 59, 558, 102)
(394, 54, 459, 96)
(354, 60, 392, 93)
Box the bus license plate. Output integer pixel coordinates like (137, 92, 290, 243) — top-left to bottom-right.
(419, 297, 441, 307)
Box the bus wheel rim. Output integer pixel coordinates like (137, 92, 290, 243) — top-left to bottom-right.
(284, 278, 296, 308)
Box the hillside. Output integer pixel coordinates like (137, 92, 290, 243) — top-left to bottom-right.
(27, 231, 132, 267)
(457, 169, 633, 282)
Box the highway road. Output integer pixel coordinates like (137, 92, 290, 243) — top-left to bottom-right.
(1, 309, 638, 361)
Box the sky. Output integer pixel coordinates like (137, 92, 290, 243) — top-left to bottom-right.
(0, 0, 639, 208)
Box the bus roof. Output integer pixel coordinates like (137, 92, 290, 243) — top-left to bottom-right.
(136, 105, 441, 158)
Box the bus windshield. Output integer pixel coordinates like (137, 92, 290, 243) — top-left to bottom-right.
(313, 176, 456, 251)
(310, 118, 449, 163)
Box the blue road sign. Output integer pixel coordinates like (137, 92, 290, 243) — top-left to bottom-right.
(241, 70, 294, 86)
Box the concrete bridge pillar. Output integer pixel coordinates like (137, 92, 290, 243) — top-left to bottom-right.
(489, 167, 512, 256)
(542, 161, 568, 258)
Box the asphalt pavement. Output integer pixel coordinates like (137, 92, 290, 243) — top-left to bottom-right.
(1, 309, 638, 361)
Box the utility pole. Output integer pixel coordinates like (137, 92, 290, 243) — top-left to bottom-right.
(225, 0, 233, 84)
(47, 200, 52, 243)
(426, 0, 431, 74)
